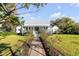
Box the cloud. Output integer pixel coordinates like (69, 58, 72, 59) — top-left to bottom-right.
(49, 12, 79, 23)
(25, 19, 50, 24)
(50, 12, 65, 18)
(50, 12, 61, 18)
(57, 6, 61, 9)
(25, 16, 50, 24)
(30, 17, 36, 20)
(69, 16, 79, 22)
(70, 3, 79, 8)
(18, 13, 31, 18)
(50, 13, 79, 23)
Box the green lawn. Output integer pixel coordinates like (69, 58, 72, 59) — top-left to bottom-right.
(0, 33, 33, 56)
(47, 34, 79, 56)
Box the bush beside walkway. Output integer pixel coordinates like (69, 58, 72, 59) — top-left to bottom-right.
(40, 32, 64, 56)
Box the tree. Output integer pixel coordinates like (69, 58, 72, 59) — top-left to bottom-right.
(50, 17, 75, 34)
(0, 3, 46, 19)
(74, 23, 79, 34)
(0, 3, 46, 32)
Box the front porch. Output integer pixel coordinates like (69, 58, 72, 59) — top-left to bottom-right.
(24, 24, 50, 31)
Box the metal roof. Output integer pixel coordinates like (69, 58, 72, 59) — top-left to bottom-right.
(24, 24, 50, 27)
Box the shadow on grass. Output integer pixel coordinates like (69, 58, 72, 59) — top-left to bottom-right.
(71, 41, 79, 45)
(0, 43, 10, 51)
(0, 36, 6, 40)
(0, 43, 16, 56)
(18, 40, 25, 43)
(0, 43, 10, 55)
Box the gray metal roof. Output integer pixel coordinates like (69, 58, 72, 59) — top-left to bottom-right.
(24, 24, 50, 27)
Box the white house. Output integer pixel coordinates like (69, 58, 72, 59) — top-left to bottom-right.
(16, 19, 59, 34)
(16, 24, 50, 34)
(16, 26, 26, 34)
(52, 25, 59, 33)
(24, 24, 50, 31)
(24, 19, 50, 31)
(16, 26, 21, 34)
(47, 25, 59, 34)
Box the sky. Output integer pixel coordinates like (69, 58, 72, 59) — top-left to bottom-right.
(17, 3, 79, 24)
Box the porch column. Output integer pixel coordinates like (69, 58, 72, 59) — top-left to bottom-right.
(33, 26, 35, 30)
(28, 26, 29, 31)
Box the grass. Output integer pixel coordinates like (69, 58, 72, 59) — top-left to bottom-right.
(47, 34, 79, 56)
(0, 33, 33, 56)
(0, 32, 16, 36)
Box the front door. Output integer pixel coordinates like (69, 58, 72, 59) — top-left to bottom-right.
(35, 26, 39, 31)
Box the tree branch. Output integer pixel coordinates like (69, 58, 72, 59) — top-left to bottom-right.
(0, 3, 8, 14)
(15, 9, 39, 15)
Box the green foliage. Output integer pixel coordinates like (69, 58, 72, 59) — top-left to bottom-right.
(51, 17, 77, 34)
(22, 3, 46, 9)
(9, 15, 20, 25)
(74, 23, 79, 34)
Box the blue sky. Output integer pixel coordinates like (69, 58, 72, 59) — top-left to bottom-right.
(17, 3, 79, 24)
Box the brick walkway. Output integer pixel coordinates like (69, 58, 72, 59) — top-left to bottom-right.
(28, 38, 46, 56)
